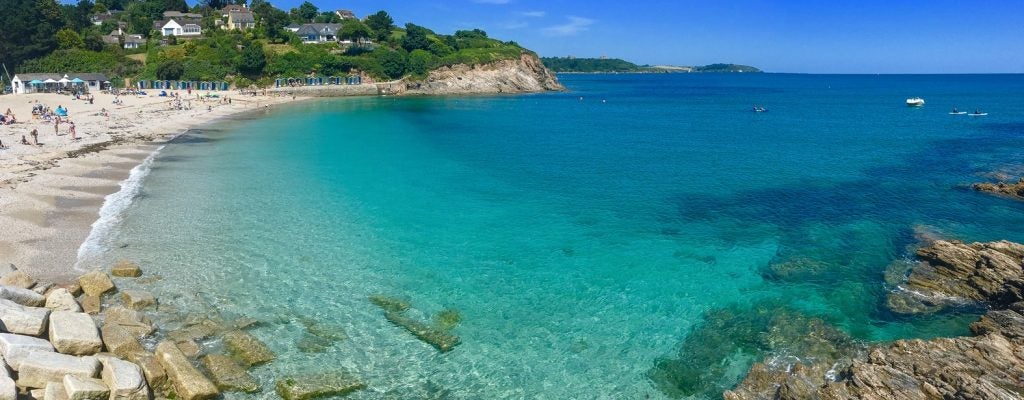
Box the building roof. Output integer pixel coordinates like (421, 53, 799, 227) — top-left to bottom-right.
(155, 18, 202, 29)
(220, 4, 246, 14)
(163, 11, 202, 19)
(296, 23, 341, 36)
(335, 9, 356, 19)
(228, 11, 254, 23)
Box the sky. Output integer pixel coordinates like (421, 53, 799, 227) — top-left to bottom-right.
(220, 1, 1024, 73)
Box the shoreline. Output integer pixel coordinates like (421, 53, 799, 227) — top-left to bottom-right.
(0, 91, 303, 282)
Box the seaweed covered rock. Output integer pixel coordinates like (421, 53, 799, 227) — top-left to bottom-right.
(200, 354, 259, 393)
(647, 303, 860, 399)
(222, 330, 274, 366)
(973, 178, 1024, 200)
(275, 372, 365, 400)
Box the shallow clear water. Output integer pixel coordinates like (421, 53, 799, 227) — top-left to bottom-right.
(80, 74, 1024, 399)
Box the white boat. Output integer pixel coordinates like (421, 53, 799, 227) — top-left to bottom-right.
(969, 112, 988, 116)
(906, 97, 925, 107)
(949, 112, 967, 115)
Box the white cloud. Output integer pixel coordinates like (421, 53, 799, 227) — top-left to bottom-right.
(542, 16, 594, 36)
(521, 11, 546, 18)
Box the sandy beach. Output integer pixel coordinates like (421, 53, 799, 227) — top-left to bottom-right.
(0, 90, 301, 282)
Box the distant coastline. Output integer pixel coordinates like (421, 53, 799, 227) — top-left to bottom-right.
(540, 57, 762, 74)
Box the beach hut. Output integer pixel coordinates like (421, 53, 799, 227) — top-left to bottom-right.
(58, 75, 71, 90)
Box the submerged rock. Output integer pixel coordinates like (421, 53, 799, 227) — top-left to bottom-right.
(384, 311, 461, 353)
(222, 330, 274, 366)
(973, 178, 1024, 200)
(368, 295, 410, 313)
(200, 354, 259, 393)
(274, 372, 365, 400)
(110, 261, 142, 278)
(120, 291, 156, 310)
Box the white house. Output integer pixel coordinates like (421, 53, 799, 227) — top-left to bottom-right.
(295, 23, 341, 43)
(155, 18, 202, 37)
(11, 73, 109, 95)
(223, 11, 255, 31)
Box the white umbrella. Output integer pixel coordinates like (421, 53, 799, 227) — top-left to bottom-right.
(58, 76, 71, 86)
(43, 79, 57, 83)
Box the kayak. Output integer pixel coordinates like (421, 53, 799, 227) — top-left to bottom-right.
(949, 112, 967, 115)
(969, 113, 988, 116)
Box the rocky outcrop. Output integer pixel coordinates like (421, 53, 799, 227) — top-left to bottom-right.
(887, 240, 1024, 314)
(973, 178, 1024, 200)
(396, 53, 564, 96)
(726, 240, 1024, 399)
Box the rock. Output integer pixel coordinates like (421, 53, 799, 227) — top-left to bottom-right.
(80, 295, 101, 315)
(200, 354, 259, 393)
(100, 324, 143, 359)
(103, 307, 154, 338)
(232, 317, 260, 330)
(77, 271, 115, 297)
(0, 298, 50, 336)
(99, 356, 150, 400)
(973, 178, 1024, 200)
(274, 372, 365, 400)
(32, 283, 54, 295)
(110, 261, 142, 278)
(154, 341, 218, 400)
(0, 265, 16, 281)
(43, 382, 67, 400)
(0, 270, 36, 289)
(17, 351, 99, 389)
(368, 295, 410, 313)
(0, 285, 45, 306)
(0, 333, 55, 371)
(62, 375, 109, 400)
(296, 334, 332, 353)
(30, 388, 46, 400)
(398, 53, 564, 96)
(49, 311, 102, 355)
(222, 330, 274, 366)
(126, 352, 167, 394)
(54, 282, 83, 297)
(384, 311, 461, 353)
(166, 318, 223, 343)
(44, 288, 81, 312)
(119, 291, 155, 310)
(174, 340, 201, 359)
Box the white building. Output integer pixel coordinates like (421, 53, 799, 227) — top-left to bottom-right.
(155, 18, 202, 37)
(11, 73, 109, 95)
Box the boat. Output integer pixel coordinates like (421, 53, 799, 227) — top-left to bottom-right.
(906, 97, 925, 107)
(949, 112, 967, 115)
(969, 112, 988, 116)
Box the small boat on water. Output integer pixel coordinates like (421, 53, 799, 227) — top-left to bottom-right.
(950, 107, 966, 115)
(906, 97, 925, 107)
(970, 111, 988, 116)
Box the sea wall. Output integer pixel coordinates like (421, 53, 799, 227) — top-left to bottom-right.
(265, 84, 379, 97)
(724, 239, 1024, 399)
(389, 52, 565, 96)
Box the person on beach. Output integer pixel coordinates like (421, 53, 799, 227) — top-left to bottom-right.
(0, 139, 7, 149)
(30, 129, 39, 145)
(69, 121, 77, 140)
(21, 136, 29, 145)
(54, 118, 60, 135)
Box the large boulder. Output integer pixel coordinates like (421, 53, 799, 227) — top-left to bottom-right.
(154, 341, 218, 400)
(0, 333, 54, 371)
(80, 295, 101, 315)
(100, 324, 143, 359)
(274, 372, 365, 400)
(120, 291, 156, 311)
(49, 311, 102, 355)
(62, 375, 109, 400)
(103, 307, 154, 338)
(44, 288, 81, 312)
(0, 270, 36, 289)
(222, 330, 274, 366)
(77, 271, 115, 298)
(16, 351, 99, 389)
(43, 382, 67, 400)
(110, 261, 142, 278)
(126, 353, 167, 394)
(0, 298, 50, 336)
(99, 356, 150, 400)
(0, 285, 45, 307)
(200, 354, 259, 393)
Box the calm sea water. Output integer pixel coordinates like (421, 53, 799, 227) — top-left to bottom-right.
(80, 74, 1024, 399)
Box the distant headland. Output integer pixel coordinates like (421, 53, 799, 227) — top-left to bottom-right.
(540, 57, 762, 74)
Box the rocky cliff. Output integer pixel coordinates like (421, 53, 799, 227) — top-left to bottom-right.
(390, 53, 565, 96)
(725, 240, 1024, 400)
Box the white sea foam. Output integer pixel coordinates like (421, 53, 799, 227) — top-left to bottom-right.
(74, 144, 166, 271)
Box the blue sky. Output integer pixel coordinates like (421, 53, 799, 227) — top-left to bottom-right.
(226, 1, 1024, 73)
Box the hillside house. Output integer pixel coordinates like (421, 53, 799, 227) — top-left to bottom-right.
(335, 9, 356, 20)
(155, 15, 202, 37)
(295, 23, 341, 43)
(223, 10, 255, 30)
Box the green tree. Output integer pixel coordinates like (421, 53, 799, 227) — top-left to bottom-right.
(314, 11, 340, 23)
(454, 29, 487, 40)
(0, 0, 65, 68)
(374, 48, 407, 80)
(407, 49, 435, 76)
(253, 2, 289, 42)
(155, 59, 184, 80)
(338, 20, 370, 42)
(401, 23, 431, 52)
(364, 10, 393, 41)
(294, 1, 317, 22)
(237, 42, 266, 77)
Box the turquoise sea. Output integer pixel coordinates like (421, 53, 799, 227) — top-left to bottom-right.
(79, 74, 1024, 398)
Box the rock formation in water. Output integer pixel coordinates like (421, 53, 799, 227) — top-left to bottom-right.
(392, 53, 565, 96)
(973, 178, 1024, 200)
(725, 240, 1024, 400)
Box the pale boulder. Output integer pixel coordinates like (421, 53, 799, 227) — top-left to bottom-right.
(0, 285, 45, 307)
(120, 291, 156, 311)
(44, 288, 81, 312)
(103, 307, 154, 338)
(77, 272, 114, 297)
(0, 333, 54, 371)
(62, 375, 109, 400)
(0, 298, 50, 336)
(0, 376, 13, 400)
(0, 270, 36, 289)
(49, 311, 103, 355)
(154, 341, 218, 400)
(43, 382, 67, 400)
(110, 261, 142, 278)
(99, 357, 150, 400)
(16, 351, 99, 388)
(126, 352, 168, 393)
(99, 324, 143, 359)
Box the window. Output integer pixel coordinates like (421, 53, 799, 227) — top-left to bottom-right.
(183, 24, 201, 34)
